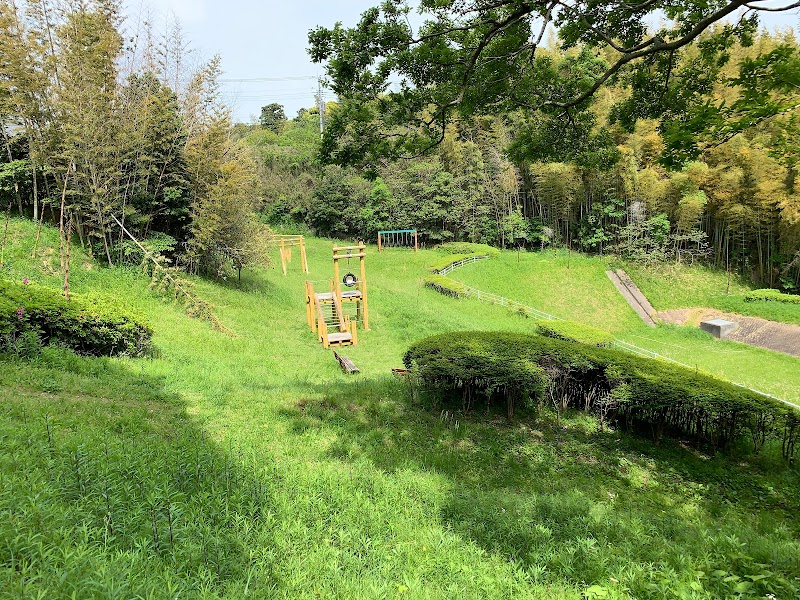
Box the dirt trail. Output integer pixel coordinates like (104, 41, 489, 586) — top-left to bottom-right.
(656, 308, 800, 357)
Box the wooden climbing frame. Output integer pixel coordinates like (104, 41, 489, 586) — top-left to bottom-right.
(378, 229, 418, 252)
(332, 242, 369, 330)
(305, 279, 358, 349)
(276, 234, 309, 276)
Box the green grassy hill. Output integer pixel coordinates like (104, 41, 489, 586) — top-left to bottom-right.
(449, 249, 800, 402)
(1, 220, 799, 598)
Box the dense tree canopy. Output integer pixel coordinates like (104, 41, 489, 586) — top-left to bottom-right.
(259, 102, 287, 133)
(0, 0, 270, 281)
(309, 0, 800, 169)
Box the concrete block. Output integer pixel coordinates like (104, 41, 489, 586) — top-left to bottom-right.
(700, 319, 738, 338)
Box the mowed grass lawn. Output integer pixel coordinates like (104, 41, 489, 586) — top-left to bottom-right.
(1, 220, 799, 599)
(450, 249, 800, 403)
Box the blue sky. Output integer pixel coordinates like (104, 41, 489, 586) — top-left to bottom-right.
(124, 1, 800, 123)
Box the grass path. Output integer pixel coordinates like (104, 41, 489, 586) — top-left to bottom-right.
(1, 221, 799, 598)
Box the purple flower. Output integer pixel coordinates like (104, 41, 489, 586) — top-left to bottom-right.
(16, 307, 24, 319)
(22, 278, 29, 284)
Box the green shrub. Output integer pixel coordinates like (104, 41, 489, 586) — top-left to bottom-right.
(423, 274, 467, 298)
(536, 320, 615, 346)
(744, 289, 800, 304)
(118, 231, 177, 266)
(437, 242, 500, 258)
(0, 279, 153, 357)
(404, 331, 800, 459)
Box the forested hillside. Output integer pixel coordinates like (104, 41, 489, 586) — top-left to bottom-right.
(253, 27, 800, 291)
(0, 0, 269, 283)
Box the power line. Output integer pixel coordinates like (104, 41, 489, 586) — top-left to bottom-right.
(219, 76, 318, 83)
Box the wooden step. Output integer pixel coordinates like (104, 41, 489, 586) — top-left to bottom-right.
(327, 332, 353, 344)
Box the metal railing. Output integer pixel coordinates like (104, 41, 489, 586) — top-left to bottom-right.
(435, 255, 489, 275)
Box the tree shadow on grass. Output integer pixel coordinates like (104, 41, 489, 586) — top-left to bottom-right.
(281, 376, 800, 596)
(0, 350, 284, 598)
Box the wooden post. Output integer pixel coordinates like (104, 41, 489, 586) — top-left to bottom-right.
(359, 241, 369, 330)
(305, 281, 315, 330)
(377, 232, 382, 252)
(331, 250, 342, 304)
(280, 238, 287, 275)
(414, 230, 418, 252)
(350, 318, 358, 345)
(300, 237, 309, 273)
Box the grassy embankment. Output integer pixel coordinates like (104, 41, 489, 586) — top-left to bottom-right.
(450, 249, 800, 402)
(1, 219, 799, 599)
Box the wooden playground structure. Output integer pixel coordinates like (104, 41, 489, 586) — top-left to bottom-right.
(378, 229, 418, 252)
(305, 242, 369, 349)
(276, 234, 309, 275)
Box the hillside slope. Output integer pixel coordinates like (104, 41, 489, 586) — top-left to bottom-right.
(1, 220, 799, 599)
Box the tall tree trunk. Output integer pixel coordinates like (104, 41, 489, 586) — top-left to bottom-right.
(64, 214, 72, 300)
(32, 161, 39, 222)
(1, 122, 24, 216)
(1, 201, 11, 267)
(58, 171, 69, 270)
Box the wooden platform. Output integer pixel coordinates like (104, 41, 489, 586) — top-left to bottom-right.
(315, 290, 362, 303)
(327, 332, 354, 345)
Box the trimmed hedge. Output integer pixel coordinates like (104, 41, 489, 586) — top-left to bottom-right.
(404, 331, 800, 459)
(437, 242, 500, 258)
(535, 320, 615, 346)
(0, 279, 153, 357)
(424, 274, 467, 298)
(745, 289, 800, 304)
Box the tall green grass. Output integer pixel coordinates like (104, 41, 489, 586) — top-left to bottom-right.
(1, 220, 799, 598)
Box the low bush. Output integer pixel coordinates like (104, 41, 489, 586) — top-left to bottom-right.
(0, 279, 153, 357)
(535, 320, 615, 346)
(404, 331, 800, 460)
(437, 242, 500, 258)
(423, 274, 467, 298)
(744, 289, 800, 304)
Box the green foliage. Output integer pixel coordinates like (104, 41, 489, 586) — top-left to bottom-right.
(259, 102, 287, 132)
(437, 242, 500, 258)
(118, 231, 177, 266)
(613, 213, 672, 264)
(308, 2, 785, 168)
(0, 159, 30, 202)
(577, 196, 626, 253)
(535, 320, 615, 347)
(405, 331, 800, 457)
(0, 279, 152, 357)
(745, 289, 800, 304)
(186, 116, 273, 281)
(423, 274, 466, 298)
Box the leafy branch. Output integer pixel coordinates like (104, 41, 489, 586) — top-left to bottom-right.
(110, 214, 233, 335)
